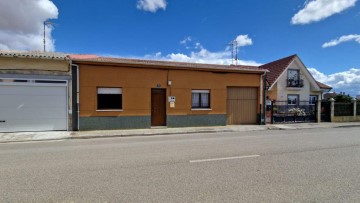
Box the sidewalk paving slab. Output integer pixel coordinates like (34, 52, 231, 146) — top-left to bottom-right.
(1, 122, 360, 143)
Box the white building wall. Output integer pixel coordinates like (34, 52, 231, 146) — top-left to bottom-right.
(276, 60, 311, 102)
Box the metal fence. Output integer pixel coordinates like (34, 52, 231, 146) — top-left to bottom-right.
(271, 101, 316, 123)
(334, 103, 353, 116)
(321, 101, 331, 122)
(357, 103, 360, 116)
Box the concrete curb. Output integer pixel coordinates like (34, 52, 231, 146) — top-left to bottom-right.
(1, 122, 360, 143)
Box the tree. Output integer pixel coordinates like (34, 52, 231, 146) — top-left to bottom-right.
(331, 94, 353, 103)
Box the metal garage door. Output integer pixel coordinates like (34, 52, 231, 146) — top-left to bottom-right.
(0, 81, 67, 132)
(227, 87, 258, 125)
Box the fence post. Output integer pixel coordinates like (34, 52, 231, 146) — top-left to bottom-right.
(317, 100, 321, 123)
(330, 98, 335, 122)
(352, 98, 357, 118)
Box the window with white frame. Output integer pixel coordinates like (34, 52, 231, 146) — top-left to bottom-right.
(309, 95, 318, 105)
(192, 90, 210, 109)
(97, 87, 122, 110)
(287, 95, 299, 105)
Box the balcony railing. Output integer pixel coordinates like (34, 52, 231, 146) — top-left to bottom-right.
(287, 79, 304, 88)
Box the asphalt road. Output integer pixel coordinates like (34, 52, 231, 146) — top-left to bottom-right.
(1, 127, 360, 202)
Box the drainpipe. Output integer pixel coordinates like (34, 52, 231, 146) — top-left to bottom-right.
(261, 71, 267, 125)
(71, 63, 80, 131)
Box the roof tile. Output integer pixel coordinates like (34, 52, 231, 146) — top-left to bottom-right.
(259, 54, 297, 86)
(0, 50, 67, 60)
(69, 55, 267, 73)
(316, 81, 332, 89)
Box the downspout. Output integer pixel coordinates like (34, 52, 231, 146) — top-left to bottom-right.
(261, 71, 267, 125)
(71, 63, 80, 131)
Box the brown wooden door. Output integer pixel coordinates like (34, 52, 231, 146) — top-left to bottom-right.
(227, 87, 258, 125)
(151, 89, 166, 126)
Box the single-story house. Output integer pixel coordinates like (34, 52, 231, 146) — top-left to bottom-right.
(0, 51, 72, 132)
(70, 55, 268, 130)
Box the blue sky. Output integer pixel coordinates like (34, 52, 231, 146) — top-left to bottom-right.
(0, 0, 359, 96)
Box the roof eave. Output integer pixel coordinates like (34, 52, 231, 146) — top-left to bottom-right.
(0, 53, 69, 61)
(72, 59, 268, 74)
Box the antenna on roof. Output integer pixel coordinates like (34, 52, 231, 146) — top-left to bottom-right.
(229, 40, 238, 65)
(43, 20, 53, 52)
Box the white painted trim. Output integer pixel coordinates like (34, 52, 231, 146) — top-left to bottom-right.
(0, 74, 70, 80)
(96, 109, 123, 112)
(286, 87, 302, 91)
(191, 108, 212, 111)
(0, 77, 68, 87)
(0, 82, 67, 87)
(98, 87, 122, 94)
(190, 155, 260, 163)
(192, 90, 210, 93)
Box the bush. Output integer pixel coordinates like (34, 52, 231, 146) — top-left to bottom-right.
(288, 108, 306, 116)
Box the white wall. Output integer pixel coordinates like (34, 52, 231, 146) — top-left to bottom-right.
(275, 59, 321, 102)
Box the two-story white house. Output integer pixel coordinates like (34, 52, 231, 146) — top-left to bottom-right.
(260, 55, 332, 123)
(261, 54, 332, 104)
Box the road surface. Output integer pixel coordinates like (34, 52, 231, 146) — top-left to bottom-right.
(1, 127, 360, 202)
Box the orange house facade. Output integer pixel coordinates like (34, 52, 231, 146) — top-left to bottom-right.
(71, 56, 267, 130)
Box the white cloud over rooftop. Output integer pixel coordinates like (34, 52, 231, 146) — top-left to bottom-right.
(144, 35, 260, 66)
(0, 0, 58, 51)
(309, 67, 360, 96)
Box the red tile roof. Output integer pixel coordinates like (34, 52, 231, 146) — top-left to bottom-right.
(259, 54, 297, 87)
(316, 81, 332, 89)
(69, 54, 98, 59)
(70, 55, 267, 73)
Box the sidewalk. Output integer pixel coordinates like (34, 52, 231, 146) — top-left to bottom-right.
(1, 122, 360, 143)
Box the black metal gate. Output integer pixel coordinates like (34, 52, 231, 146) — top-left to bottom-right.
(321, 101, 331, 122)
(270, 101, 317, 124)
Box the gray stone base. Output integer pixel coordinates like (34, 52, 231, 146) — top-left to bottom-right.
(79, 116, 151, 131)
(167, 114, 227, 127)
(80, 114, 227, 130)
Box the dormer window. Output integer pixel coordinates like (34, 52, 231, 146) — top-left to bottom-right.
(287, 69, 303, 87)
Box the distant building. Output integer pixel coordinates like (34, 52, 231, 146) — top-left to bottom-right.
(324, 92, 337, 99)
(357, 95, 360, 100)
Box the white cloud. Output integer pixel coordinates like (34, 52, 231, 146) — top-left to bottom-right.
(180, 36, 192, 45)
(309, 67, 360, 96)
(105, 34, 259, 66)
(322, 34, 360, 48)
(234, 35, 253, 47)
(0, 0, 58, 51)
(144, 42, 261, 66)
(137, 0, 167, 12)
(291, 0, 357, 25)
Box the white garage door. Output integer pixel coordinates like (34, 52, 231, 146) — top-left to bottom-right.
(0, 82, 67, 132)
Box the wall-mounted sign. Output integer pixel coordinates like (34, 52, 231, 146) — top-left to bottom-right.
(168, 96, 176, 102)
(170, 102, 175, 108)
